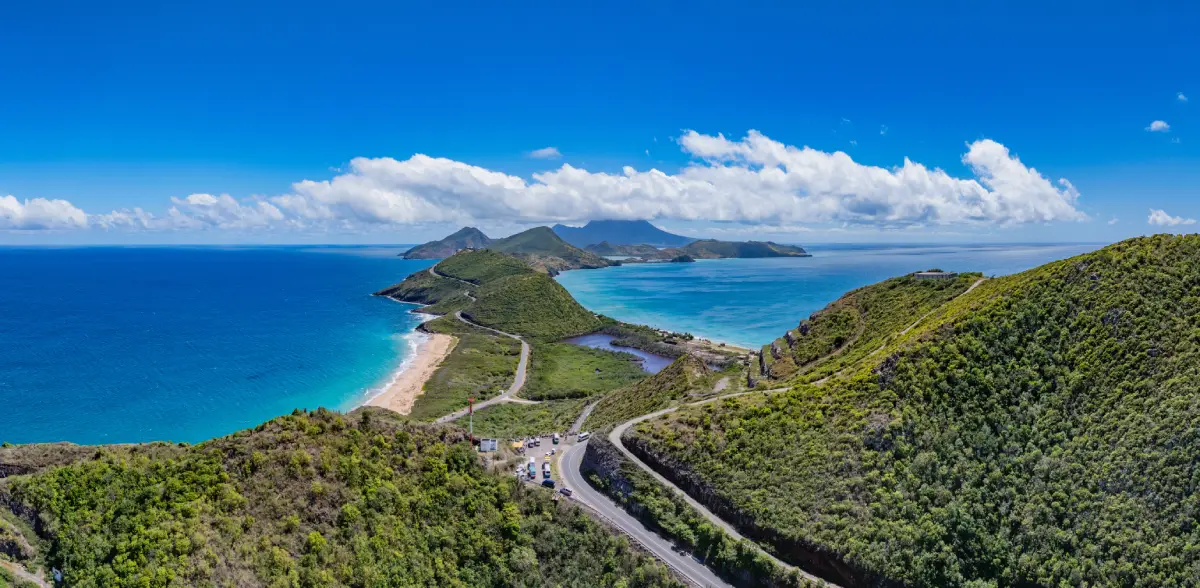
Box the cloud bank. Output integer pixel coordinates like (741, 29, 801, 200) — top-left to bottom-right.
(5, 131, 1091, 233)
(1148, 209, 1196, 227)
(0, 196, 89, 230)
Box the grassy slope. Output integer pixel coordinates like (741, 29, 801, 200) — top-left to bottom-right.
(435, 249, 531, 284)
(766, 272, 982, 383)
(372, 267, 460, 306)
(585, 355, 712, 432)
(523, 343, 648, 401)
(467, 273, 601, 340)
(410, 315, 522, 421)
(0, 408, 680, 588)
(631, 235, 1200, 586)
(460, 398, 592, 439)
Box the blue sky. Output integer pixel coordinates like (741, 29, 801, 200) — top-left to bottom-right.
(2, 0, 1198, 244)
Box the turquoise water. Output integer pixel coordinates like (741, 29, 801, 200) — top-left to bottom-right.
(557, 243, 1105, 348)
(0, 247, 431, 445)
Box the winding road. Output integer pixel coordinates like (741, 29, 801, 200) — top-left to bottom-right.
(432, 310, 533, 424)
(427, 261, 539, 425)
(560, 441, 733, 588)
(560, 277, 990, 586)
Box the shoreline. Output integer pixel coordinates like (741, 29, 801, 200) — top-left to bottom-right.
(364, 325, 456, 415)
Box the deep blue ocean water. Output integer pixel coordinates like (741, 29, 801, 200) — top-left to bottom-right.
(557, 243, 1105, 348)
(0, 247, 431, 444)
(2, 242, 1106, 445)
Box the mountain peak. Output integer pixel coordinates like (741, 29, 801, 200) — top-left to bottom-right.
(552, 219, 693, 247)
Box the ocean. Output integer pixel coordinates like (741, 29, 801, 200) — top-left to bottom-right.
(1, 242, 1104, 445)
(556, 243, 1105, 348)
(0, 247, 432, 445)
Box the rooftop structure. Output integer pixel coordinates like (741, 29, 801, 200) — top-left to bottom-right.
(913, 271, 958, 280)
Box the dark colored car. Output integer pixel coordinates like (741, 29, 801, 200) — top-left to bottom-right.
(558, 487, 572, 497)
(541, 478, 556, 489)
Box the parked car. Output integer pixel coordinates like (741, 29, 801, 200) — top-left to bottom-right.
(558, 487, 572, 497)
(541, 478, 556, 488)
(577, 432, 591, 441)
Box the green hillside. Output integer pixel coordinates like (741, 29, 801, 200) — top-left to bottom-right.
(491, 227, 613, 273)
(401, 226, 492, 259)
(627, 235, 1200, 586)
(0, 408, 679, 587)
(585, 355, 712, 432)
(467, 272, 601, 339)
(585, 242, 663, 257)
(758, 272, 981, 382)
(435, 249, 532, 284)
(661, 239, 809, 259)
(372, 267, 462, 305)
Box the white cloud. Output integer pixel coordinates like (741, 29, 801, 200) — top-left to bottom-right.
(849, 140, 857, 146)
(880, 125, 888, 136)
(0, 130, 1091, 233)
(1172, 137, 1182, 144)
(170, 131, 1090, 230)
(1179, 92, 1188, 103)
(1108, 217, 1119, 225)
(528, 147, 562, 159)
(0, 195, 88, 230)
(1148, 208, 1196, 226)
(1146, 120, 1171, 132)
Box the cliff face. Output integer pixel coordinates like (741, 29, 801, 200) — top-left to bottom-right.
(402, 227, 492, 259)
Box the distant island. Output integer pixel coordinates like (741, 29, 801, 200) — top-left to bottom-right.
(404, 221, 810, 269)
(552, 219, 694, 248)
(404, 226, 611, 274)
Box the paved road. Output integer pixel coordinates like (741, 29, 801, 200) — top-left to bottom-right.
(559, 441, 733, 588)
(569, 399, 601, 434)
(590, 278, 993, 585)
(434, 311, 534, 424)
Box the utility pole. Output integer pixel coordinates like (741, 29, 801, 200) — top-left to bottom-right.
(468, 396, 474, 444)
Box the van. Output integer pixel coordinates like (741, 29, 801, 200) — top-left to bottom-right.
(577, 432, 590, 441)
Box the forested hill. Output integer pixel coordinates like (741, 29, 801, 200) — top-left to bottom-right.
(374, 249, 602, 339)
(629, 234, 1200, 586)
(0, 408, 680, 587)
(402, 226, 492, 259)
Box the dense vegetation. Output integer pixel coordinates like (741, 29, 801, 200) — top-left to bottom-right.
(582, 436, 816, 588)
(0, 408, 680, 587)
(585, 355, 712, 432)
(523, 343, 647, 401)
(410, 315, 521, 421)
(468, 273, 601, 340)
(402, 227, 493, 259)
(631, 235, 1200, 586)
(758, 272, 981, 383)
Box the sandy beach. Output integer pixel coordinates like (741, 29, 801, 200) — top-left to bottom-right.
(367, 331, 456, 415)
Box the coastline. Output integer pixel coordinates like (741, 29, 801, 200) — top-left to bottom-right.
(364, 326, 457, 415)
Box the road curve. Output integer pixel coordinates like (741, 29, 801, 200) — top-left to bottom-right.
(592, 278, 992, 584)
(607, 396, 828, 584)
(560, 441, 733, 588)
(433, 311, 534, 424)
